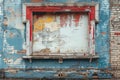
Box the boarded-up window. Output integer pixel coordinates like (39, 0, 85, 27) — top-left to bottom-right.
(32, 12, 89, 56)
(23, 3, 99, 58)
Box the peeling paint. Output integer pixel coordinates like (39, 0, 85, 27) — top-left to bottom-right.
(34, 14, 55, 32)
(0, 0, 110, 79)
(5, 69, 18, 74)
(17, 50, 26, 54)
(14, 58, 22, 65)
(3, 58, 22, 65)
(33, 13, 89, 55)
(100, 0, 109, 14)
(31, 0, 43, 2)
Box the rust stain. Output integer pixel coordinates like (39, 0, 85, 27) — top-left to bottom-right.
(57, 49, 60, 53)
(34, 48, 51, 55)
(74, 13, 81, 27)
(31, 0, 43, 2)
(33, 15, 38, 24)
(3, 18, 8, 26)
(58, 72, 67, 78)
(60, 13, 68, 27)
(9, 32, 14, 38)
(59, 58, 63, 63)
(40, 48, 51, 54)
(101, 32, 106, 35)
(17, 50, 26, 54)
(33, 39, 39, 43)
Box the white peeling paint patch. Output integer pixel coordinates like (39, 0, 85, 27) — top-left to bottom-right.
(14, 50, 18, 53)
(7, 46, 14, 50)
(0, 6, 3, 15)
(3, 58, 14, 64)
(9, 50, 15, 54)
(0, 0, 3, 3)
(13, 58, 22, 65)
(100, 0, 109, 14)
(3, 58, 22, 65)
(6, 46, 15, 54)
(5, 69, 18, 74)
(22, 42, 26, 49)
(3, 31, 17, 54)
(44, 22, 60, 32)
(15, 21, 24, 30)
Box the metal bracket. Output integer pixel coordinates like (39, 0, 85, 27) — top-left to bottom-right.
(59, 58, 63, 63)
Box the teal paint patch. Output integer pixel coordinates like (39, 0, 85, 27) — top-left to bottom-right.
(95, 0, 110, 68)
(24, 59, 98, 69)
(6, 27, 23, 50)
(5, 69, 112, 79)
(0, 0, 4, 69)
(0, 27, 3, 51)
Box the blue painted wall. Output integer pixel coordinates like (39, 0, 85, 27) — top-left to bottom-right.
(0, 0, 111, 79)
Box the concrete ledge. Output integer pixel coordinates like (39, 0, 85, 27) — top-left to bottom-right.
(22, 55, 99, 59)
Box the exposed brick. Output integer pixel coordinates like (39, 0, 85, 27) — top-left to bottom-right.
(110, 0, 120, 78)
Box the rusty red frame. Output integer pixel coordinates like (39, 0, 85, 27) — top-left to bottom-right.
(23, 3, 98, 57)
(26, 6, 95, 41)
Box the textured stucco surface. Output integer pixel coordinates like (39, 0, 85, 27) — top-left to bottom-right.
(0, 0, 111, 79)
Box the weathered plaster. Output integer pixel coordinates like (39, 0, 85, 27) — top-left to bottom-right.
(0, 0, 111, 79)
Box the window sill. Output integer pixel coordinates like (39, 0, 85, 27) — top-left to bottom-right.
(22, 55, 99, 59)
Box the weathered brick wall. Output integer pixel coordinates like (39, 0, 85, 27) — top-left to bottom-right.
(110, 0, 120, 79)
